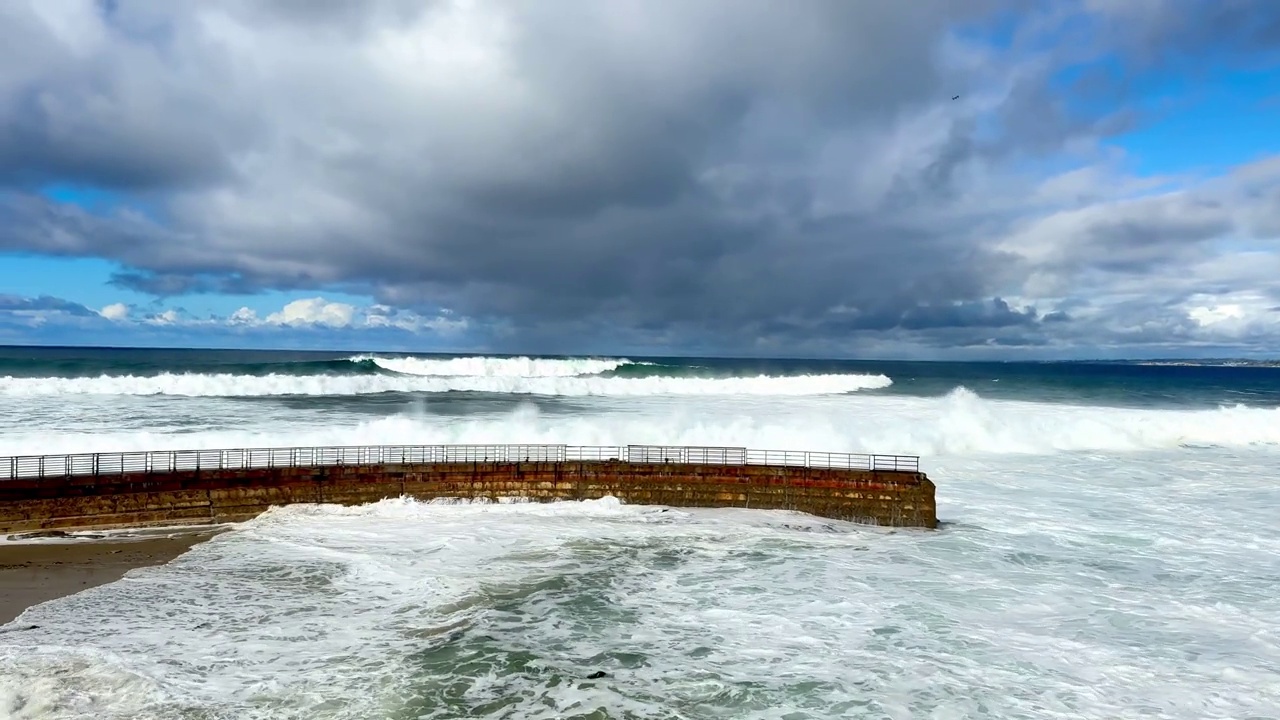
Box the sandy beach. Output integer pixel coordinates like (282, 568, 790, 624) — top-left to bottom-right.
(0, 530, 224, 626)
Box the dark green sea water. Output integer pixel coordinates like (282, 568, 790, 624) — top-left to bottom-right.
(1, 345, 1277, 410)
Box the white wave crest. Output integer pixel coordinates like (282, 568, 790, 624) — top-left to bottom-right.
(4, 386, 1278, 458)
(866, 387, 1280, 455)
(0, 372, 892, 398)
(352, 355, 634, 377)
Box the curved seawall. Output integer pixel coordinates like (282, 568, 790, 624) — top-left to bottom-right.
(0, 445, 937, 531)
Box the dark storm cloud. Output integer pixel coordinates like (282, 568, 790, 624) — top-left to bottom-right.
(1, 0, 1278, 354)
(1111, 0, 1280, 64)
(0, 192, 185, 263)
(0, 4, 247, 190)
(749, 297, 1042, 345)
(899, 298, 1038, 331)
(108, 271, 268, 297)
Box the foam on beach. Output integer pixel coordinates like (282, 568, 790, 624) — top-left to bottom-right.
(1, 476, 1279, 719)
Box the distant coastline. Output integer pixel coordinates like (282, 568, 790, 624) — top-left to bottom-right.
(1129, 359, 1280, 368)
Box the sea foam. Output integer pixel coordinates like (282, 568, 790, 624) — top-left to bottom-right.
(3, 386, 1279, 459)
(2, 469, 1278, 720)
(0, 372, 892, 398)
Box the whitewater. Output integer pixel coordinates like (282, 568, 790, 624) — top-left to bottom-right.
(0, 350, 1278, 719)
(0, 371, 892, 398)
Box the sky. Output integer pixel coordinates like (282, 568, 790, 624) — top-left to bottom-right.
(1, 0, 1279, 359)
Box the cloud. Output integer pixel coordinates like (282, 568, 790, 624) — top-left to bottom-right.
(0, 1, 1278, 356)
(227, 306, 258, 326)
(0, 293, 98, 319)
(362, 303, 469, 333)
(264, 298, 356, 328)
(0, 293, 102, 333)
(0, 292, 469, 350)
(145, 308, 182, 326)
(219, 297, 467, 333)
(99, 302, 129, 320)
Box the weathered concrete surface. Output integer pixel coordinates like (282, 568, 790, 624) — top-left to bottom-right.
(0, 461, 937, 532)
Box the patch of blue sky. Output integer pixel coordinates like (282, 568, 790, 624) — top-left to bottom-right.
(1110, 66, 1280, 177)
(0, 321, 450, 352)
(0, 252, 379, 321)
(39, 182, 167, 222)
(0, 255, 153, 311)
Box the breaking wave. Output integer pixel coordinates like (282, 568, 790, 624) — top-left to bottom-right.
(5, 386, 1278, 458)
(0, 372, 893, 398)
(348, 355, 637, 377)
(0, 354, 637, 380)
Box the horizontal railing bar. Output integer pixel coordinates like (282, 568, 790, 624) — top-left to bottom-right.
(0, 444, 919, 480)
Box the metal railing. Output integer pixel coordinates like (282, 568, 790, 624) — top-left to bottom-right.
(0, 444, 920, 480)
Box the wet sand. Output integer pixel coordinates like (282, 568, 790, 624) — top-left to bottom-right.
(0, 530, 224, 625)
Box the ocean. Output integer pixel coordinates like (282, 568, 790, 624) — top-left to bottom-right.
(0, 346, 1278, 719)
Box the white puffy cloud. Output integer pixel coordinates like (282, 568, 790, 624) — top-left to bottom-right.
(99, 302, 129, 321)
(145, 309, 181, 326)
(263, 298, 356, 328)
(227, 306, 258, 325)
(126, 296, 468, 335)
(362, 304, 469, 333)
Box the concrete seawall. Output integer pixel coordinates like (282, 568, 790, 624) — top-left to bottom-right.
(0, 460, 937, 532)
